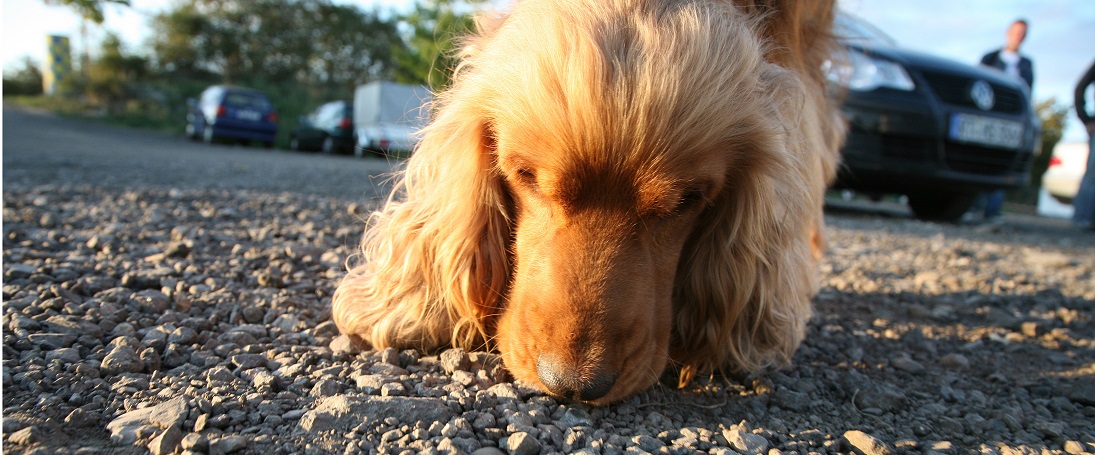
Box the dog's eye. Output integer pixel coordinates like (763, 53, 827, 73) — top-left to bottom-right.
(514, 168, 539, 192)
(674, 189, 706, 214)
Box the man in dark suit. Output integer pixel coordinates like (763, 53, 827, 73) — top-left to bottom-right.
(971, 19, 1034, 226)
(980, 19, 1034, 90)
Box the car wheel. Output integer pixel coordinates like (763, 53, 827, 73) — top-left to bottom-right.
(185, 122, 198, 141)
(289, 136, 300, 151)
(321, 136, 335, 155)
(907, 192, 978, 223)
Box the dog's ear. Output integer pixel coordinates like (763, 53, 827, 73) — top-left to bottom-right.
(332, 77, 512, 352)
(671, 62, 828, 381)
(736, 0, 838, 83)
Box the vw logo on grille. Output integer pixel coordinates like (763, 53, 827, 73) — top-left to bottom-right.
(970, 80, 995, 111)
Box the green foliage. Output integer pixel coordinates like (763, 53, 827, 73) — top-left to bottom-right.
(86, 33, 149, 110)
(2, 57, 44, 96)
(1004, 98, 1071, 206)
(1031, 98, 1071, 186)
(391, 1, 476, 90)
(45, 0, 130, 24)
(27, 0, 483, 149)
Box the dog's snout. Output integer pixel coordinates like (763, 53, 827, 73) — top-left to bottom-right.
(536, 355, 617, 401)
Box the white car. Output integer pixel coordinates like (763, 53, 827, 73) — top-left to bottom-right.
(1038, 141, 1090, 218)
(1044, 141, 1090, 203)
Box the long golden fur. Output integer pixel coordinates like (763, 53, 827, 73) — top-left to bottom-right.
(333, 0, 845, 404)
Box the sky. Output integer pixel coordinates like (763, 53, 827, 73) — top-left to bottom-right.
(2, 0, 1093, 141)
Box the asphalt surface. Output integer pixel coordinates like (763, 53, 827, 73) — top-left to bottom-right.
(3, 106, 397, 202)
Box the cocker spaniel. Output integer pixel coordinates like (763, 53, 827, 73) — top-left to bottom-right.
(333, 0, 845, 404)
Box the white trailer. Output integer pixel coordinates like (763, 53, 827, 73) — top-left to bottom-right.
(352, 81, 432, 157)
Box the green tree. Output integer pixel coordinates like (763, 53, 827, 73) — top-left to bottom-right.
(45, 0, 129, 24)
(150, 0, 400, 91)
(2, 57, 44, 96)
(1031, 98, 1071, 188)
(86, 33, 148, 110)
(302, 2, 402, 96)
(391, 1, 478, 90)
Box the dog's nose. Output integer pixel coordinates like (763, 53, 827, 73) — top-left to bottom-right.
(536, 355, 617, 401)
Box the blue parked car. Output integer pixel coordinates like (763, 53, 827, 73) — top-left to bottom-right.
(186, 85, 278, 148)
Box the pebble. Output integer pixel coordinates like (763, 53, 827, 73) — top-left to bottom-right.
(440, 348, 471, 374)
(4, 175, 1095, 455)
(724, 428, 769, 455)
(101, 345, 144, 376)
(844, 430, 893, 455)
(939, 353, 970, 370)
(505, 432, 542, 455)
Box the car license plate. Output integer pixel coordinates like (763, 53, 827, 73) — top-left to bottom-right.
(948, 113, 1023, 149)
(237, 110, 261, 121)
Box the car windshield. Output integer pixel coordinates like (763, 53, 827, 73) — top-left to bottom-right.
(224, 92, 272, 110)
(835, 13, 898, 47)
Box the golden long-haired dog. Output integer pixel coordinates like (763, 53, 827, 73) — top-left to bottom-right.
(333, 0, 845, 404)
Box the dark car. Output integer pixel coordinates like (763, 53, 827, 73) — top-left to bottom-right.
(289, 100, 354, 154)
(828, 14, 1041, 222)
(186, 85, 278, 148)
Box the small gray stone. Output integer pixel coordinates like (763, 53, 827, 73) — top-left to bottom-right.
(298, 395, 455, 433)
(148, 426, 183, 455)
(181, 433, 209, 452)
(329, 335, 357, 355)
(28, 333, 76, 350)
(310, 379, 342, 398)
(633, 434, 665, 451)
(6, 264, 37, 279)
(505, 432, 542, 455)
(271, 314, 302, 332)
(132, 290, 170, 313)
(1063, 440, 1086, 455)
(379, 346, 401, 366)
(559, 407, 594, 427)
(107, 397, 189, 445)
(206, 366, 236, 383)
(164, 241, 191, 258)
(61, 408, 90, 427)
(844, 430, 893, 455)
(440, 348, 471, 373)
(230, 353, 266, 370)
(772, 388, 811, 412)
(101, 345, 143, 376)
(724, 428, 769, 454)
(2, 417, 24, 433)
(8, 426, 41, 445)
(1067, 379, 1095, 406)
(890, 355, 925, 374)
(168, 326, 198, 344)
(45, 347, 81, 364)
(939, 353, 969, 370)
(252, 370, 279, 390)
(488, 383, 520, 400)
(209, 435, 248, 455)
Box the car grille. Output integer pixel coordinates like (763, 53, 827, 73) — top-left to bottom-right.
(881, 136, 932, 160)
(919, 71, 1025, 114)
(944, 142, 1025, 174)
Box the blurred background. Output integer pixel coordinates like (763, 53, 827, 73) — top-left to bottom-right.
(3, 0, 1094, 211)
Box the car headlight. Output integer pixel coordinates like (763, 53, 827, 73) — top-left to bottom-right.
(825, 48, 915, 92)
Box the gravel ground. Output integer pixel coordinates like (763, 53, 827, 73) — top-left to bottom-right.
(4, 108, 1095, 455)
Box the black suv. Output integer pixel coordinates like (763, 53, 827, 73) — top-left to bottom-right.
(829, 14, 1041, 222)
